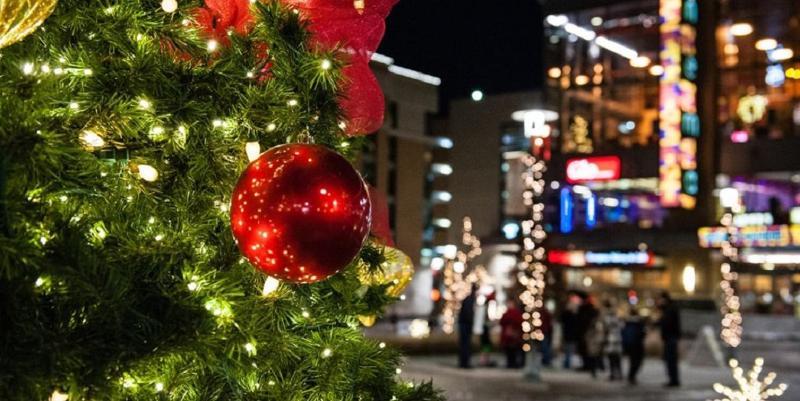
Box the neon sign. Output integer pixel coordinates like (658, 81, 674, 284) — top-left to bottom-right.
(560, 187, 574, 234)
(698, 225, 793, 248)
(548, 250, 656, 267)
(566, 156, 621, 183)
(659, 0, 699, 209)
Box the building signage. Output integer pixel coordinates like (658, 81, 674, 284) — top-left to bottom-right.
(698, 225, 794, 248)
(548, 250, 656, 267)
(659, 0, 699, 209)
(732, 212, 774, 227)
(566, 156, 622, 183)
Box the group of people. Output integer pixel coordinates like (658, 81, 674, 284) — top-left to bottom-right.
(458, 287, 682, 388)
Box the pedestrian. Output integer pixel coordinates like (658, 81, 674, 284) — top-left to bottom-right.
(657, 291, 681, 387)
(477, 290, 497, 367)
(577, 294, 599, 371)
(584, 314, 604, 379)
(457, 284, 478, 369)
(540, 305, 554, 367)
(602, 300, 623, 381)
(500, 298, 524, 368)
(622, 306, 647, 385)
(560, 294, 581, 369)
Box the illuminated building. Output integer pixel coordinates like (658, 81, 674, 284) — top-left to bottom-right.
(362, 56, 451, 318)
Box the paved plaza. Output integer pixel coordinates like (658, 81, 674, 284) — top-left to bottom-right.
(400, 354, 800, 401)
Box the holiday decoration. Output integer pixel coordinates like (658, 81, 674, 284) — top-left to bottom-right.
(1, 0, 444, 399)
(358, 243, 414, 297)
(0, 0, 58, 49)
(358, 314, 377, 327)
(195, 0, 254, 46)
(283, 0, 398, 135)
(368, 185, 394, 246)
(231, 143, 372, 283)
(711, 358, 788, 401)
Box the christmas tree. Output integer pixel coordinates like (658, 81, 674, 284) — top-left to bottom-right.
(0, 1, 441, 400)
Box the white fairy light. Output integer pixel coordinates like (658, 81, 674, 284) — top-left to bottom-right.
(154, 382, 164, 392)
(246, 71, 255, 78)
(138, 98, 152, 110)
(379, 342, 386, 349)
(244, 342, 257, 356)
(69, 101, 79, 110)
(287, 99, 299, 107)
(22, 62, 35, 75)
(49, 389, 69, 401)
(161, 0, 178, 13)
(154, 234, 164, 242)
(83, 68, 93, 76)
(266, 123, 277, 132)
(321, 348, 332, 358)
(262, 276, 280, 296)
(137, 164, 159, 182)
(212, 119, 223, 128)
(320, 59, 332, 70)
(187, 281, 199, 291)
(711, 358, 787, 401)
(207, 39, 219, 52)
(246, 142, 261, 162)
(80, 130, 105, 149)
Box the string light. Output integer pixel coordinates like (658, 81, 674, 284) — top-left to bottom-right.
(720, 263, 743, 348)
(137, 164, 159, 182)
(262, 276, 280, 296)
(519, 154, 548, 342)
(138, 98, 152, 110)
(441, 216, 482, 333)
(244, 342, 257, 356)
(321, 348, 333, 358)
(154, 382, 164, 392)
(320, 59, 332, 70)
(22, 62, 35, 75)
(246, 141, 261, 162)
(80, 130, 105, 149)
(49, 390, 68, 401)
(711, 358, 788, 401)
(207, 39, 219, 52)
(161, 0, 178, 13)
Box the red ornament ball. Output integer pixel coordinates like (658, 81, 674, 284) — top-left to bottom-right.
(231, 143, 371, 283)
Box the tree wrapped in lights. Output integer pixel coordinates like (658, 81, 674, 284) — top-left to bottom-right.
(440, 216, 481, 334)
(711, 358, 788, 401)
(518, 154, 548, 344)
(0, 1, 442, 400)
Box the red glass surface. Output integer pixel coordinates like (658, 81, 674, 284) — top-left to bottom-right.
(231, 144, 371, 283)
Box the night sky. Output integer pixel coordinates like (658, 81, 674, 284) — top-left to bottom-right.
(380, 0, 545, 107)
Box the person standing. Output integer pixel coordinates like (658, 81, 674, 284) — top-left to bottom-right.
(584, 314, 604, 378)
(560, 295, 581, 369)
(658, 292, 681, 387)
(622, 307, 647, 385)
(540, 306, 554, 367)
(577, 295, 599, 370)
(602, 300, 623, 381)
(500, 299, 525, 368)
(458, 285, 478, 369)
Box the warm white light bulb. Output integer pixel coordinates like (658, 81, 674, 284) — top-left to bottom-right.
(630, 56, 651, 68)
(756, 38, 777, 51)
(49, 389, 69, 401)
(649, 64, 664, 76)
(246, 141, 261, 162)
(207, 39, 219, 52)
(138, 164, 159, 182)
(161, 0, 178, 13)
(729, 22, 753, 37)
(22, 62, 35, 75)
(80, 130, 105, 149)
(262, 276, 280, 296)
(321, 348, 333, 358)
(320, 59, 332, 70)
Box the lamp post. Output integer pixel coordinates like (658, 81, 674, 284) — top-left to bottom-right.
(512, 108, 558, 382)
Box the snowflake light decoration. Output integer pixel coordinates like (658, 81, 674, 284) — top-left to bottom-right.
(710, 358, 788, 401)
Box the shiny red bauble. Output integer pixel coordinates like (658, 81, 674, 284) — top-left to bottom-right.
(231, 144, 371, 283)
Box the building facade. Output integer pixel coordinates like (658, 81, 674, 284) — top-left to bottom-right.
(365, 55, 451, 317)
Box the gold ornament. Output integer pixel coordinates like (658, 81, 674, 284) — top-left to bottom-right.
(358, 314, 376, 327)
(0, 0, 58, 49)
(359, 243, 415, 298)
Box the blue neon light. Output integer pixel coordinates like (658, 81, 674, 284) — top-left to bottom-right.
(560, 188, 574, 234)
(586, 193, 597, 229)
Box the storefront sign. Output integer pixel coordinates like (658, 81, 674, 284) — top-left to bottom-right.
(659, 0, 699, 210)
(548, 250, 656, 267)
(566, 156, 621, 183)
(698, 225, 794, 248)
(732, 212, 774, 227)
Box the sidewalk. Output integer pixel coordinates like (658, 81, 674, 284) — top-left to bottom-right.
(400, 354, 799, 401)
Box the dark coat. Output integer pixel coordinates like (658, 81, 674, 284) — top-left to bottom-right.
(659, 303, 681, 341)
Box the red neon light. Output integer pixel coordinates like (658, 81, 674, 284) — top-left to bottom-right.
(566, 156, 621, 183)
